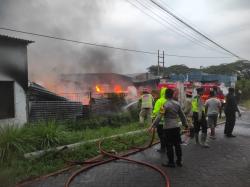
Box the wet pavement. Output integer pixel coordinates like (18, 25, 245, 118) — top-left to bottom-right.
(24, 112, 250, 187)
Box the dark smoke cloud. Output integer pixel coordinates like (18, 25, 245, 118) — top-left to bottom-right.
(0, 0, 134, 85)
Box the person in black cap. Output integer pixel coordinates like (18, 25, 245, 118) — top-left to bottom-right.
(224, 87, 241, 137)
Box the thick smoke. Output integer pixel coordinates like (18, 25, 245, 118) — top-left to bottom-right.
(0, 0, 133, 86)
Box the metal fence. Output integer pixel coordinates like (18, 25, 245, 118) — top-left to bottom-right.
(29, 101, 83, 122)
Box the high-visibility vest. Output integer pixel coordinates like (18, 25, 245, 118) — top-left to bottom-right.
(141, 94, 153, 109)
(152, 88, 167, 118)
(192, 96, 204, 112)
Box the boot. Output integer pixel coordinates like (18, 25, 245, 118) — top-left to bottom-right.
(201, 133, 209, 148)
(194, 133, 200, 145)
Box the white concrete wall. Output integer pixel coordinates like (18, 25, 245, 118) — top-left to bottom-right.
(0, 76, 27, 127)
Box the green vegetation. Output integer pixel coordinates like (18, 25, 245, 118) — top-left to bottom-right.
(0, 112, 151, 187)
(147, 60, 250, 79)
(241, 99, 250, 109)
(147, 64, 198, 75)
(236, 79, 250, 100)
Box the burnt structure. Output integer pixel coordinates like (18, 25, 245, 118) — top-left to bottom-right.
(60, 73, 133, 93)
(28, 82, 83, 122)
(0, 35, 33, 125)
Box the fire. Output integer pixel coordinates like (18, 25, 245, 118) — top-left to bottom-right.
(114, 85, 122, 93)
(96, 85, 101, 93)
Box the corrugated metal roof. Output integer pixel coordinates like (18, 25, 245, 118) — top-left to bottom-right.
(0, 34, 33, 44)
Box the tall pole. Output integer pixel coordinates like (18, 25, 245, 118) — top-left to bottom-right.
(157, 50, 160, 76)
(163, 50, 165, 77)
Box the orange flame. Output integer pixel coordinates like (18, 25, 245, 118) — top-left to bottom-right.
(96, 85, 101, 93)
(114, 85, 122, 93)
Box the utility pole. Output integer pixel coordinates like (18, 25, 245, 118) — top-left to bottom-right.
(157, 50, 165, 77)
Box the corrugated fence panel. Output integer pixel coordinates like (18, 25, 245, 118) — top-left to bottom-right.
(29, 101, 83, 122)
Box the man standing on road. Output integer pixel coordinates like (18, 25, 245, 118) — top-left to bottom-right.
(224, 87, 241, 137)
(205, 90, 221, 139)
(149, 89, 188, 167)
(192, 87, 209, 148)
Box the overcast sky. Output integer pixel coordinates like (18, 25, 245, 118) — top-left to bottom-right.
(0, 0, 249, 82)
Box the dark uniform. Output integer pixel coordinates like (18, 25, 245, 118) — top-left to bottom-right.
(224, 88, 241, 137)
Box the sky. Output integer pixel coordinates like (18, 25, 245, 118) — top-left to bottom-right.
(0, 0, 249, 82)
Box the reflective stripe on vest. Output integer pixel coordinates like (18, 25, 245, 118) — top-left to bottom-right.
(141, 94, 153, 108)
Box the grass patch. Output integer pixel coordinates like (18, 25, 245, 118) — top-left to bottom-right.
(0, 114, 150, 187)
(241, 99, 250, 110)
(0, 131, 151, 187)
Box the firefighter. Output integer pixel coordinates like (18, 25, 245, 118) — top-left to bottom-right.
(152, 87, 167, 153)
(192, 87, 209, 148)
(138, 88, 154, 126)
(224, 87, 241, 137)
(149, 89, 188, 167)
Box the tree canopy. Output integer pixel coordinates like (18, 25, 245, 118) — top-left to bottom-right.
(147, 60, 250, 79)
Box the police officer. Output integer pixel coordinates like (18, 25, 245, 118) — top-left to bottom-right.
(192, 87, 209, 148)
(149, 89, 188, 167)
(152, 87, 167, 153)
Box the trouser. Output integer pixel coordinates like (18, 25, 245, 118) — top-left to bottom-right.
(186, 116, 194, 138)
(157, 125, 166, 150)
(163, 127, 182, 163)
(207, 114, 218, 136)
(219, 103, 224, 118)
(139, 108, 152, 125)
(193, 112, 207, 134)
(224, 112, 236, 135)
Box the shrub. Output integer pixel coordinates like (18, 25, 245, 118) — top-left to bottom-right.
(25, 121, 66, 150)
(0, 125, 32, 163)
(63, 112, 138, 131)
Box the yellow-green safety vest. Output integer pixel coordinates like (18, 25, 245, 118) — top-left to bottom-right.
(141, 94, 153, 109)
(192, 96, 204, 112)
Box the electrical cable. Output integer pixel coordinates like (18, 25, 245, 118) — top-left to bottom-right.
(149, 0, 241, 58)
(125, 0, 226, 55)
(142, 0, 232, 56)
(0, 26, 233, 59)
(0, 27, 156, 55)
(135, 0, 230, 56)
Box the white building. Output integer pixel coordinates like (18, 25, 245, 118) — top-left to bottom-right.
(0, 35, 33, 126)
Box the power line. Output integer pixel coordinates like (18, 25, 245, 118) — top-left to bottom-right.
(144, 0, 230, 56)
(0, 27, 156, 55)
(136, 0, 230, 56)
(126, 0, 218, 54)
(0, 27, 233, 59)
(149, 0, 241, 58)
(164, 54, 231, 59)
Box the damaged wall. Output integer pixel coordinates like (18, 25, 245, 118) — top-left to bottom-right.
(0, 35, 32, 126)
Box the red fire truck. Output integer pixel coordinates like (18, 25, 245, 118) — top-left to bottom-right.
(201, 82, 225, 103)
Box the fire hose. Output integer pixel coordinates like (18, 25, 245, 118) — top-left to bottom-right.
(16, 126, 194, 187)
(64, 129, 171, 187)
(16, 118, 228, 187)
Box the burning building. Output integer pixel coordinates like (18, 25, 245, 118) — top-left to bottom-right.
(0, 35, 33, 126)
(42, 73, 135, 114)
(53, 73, 134, 104)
